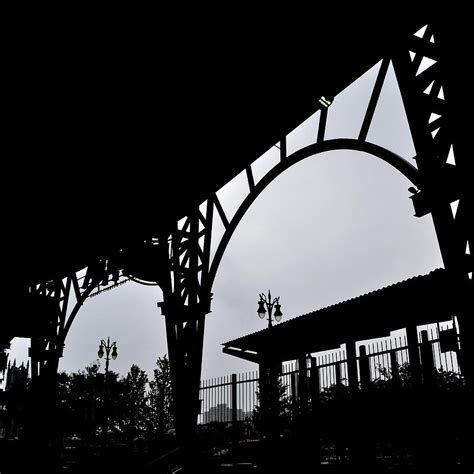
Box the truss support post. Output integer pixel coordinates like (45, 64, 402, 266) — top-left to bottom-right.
(297, 354, 309, 413)
(346, 339, 358, 391)
(25, 273, 100, 470)
(393, 29, 473, 387)
(406, 324, 422, 386)
(27, 335, 63, 470)
(157, 205, 214, 469)
(161, 301, 209, 466)
(393, 23, 473, 471)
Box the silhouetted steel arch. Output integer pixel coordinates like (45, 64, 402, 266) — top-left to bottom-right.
(62, 281, 101, 343)
(208, 138, 420, 288)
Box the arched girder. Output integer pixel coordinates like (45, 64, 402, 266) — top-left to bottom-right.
(60, 278, 100, 348)
(28, 270, 109, 379)
(208, 138, 420, 288)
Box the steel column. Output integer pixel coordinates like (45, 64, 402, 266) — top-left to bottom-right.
(393, 24, 473, 388)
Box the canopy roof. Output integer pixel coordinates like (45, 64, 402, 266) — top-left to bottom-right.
(223, 269, 456, 363)
(5, 12, 468, 294)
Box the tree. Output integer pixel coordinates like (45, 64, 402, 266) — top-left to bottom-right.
(253, 368, 290, 440)
(117, 364, 150, 444)
(59, 361, 109, 447)
(148, 355, 174, 437)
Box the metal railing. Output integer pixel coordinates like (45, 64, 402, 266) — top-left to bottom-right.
(199, 321, 462, 425)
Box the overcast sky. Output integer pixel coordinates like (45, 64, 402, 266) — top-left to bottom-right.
(6, 60, 444, 385)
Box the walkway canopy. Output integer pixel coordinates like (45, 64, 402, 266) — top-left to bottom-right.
(4, 12, 470, 354)
(223, 269, 457, 364)
(7, 12, 467, 292)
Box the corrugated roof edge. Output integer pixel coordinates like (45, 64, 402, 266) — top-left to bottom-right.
(222, 268, 446, 346)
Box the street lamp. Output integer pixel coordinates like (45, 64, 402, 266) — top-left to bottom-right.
(97, 337, 117, 448)
(98, 337, 118, 379)
(257, 290, 283, 328)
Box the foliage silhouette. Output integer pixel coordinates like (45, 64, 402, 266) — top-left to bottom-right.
(54, 356, 174, 455)
(148, 355, 174, 437)
(253, 371, 291, 440)
(116, 364, 150, 445)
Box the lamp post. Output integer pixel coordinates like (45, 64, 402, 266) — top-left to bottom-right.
(98, 337, 118, 379)
(257, 290, 283, 328)
(97, 337, 118, 448)
(256, 291, 283, 452)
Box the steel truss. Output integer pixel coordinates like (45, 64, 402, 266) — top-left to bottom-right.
(28, 250, 127, 381)
(21, 20, 471, 463)
(156, 23, 471, 453)
(392, 23, 472, 383)
(23, 257, 125, 446)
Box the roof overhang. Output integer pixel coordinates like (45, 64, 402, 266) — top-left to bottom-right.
(222, 269, 458, 363)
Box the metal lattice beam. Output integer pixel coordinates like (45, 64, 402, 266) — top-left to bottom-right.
(392, 22, 473, 387)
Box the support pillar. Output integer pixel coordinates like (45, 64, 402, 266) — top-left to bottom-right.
(359, 345, 371, 391)
(406, 325, 422, 386)
(297, 354, 309, 413)
(160, 300, 209, 464)
(346, 340, 358, 391)
(393, 22, 473, 392)
(157, 204, 215, 470)
(420, 330, 435, 386)
(309, 356, 320, 409)
(24, 269, 104, 470)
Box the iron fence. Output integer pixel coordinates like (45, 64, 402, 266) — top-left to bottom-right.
(199, 320, 461, 425)
(199, 372, 259, 425)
